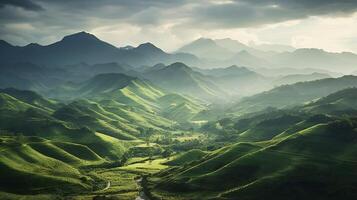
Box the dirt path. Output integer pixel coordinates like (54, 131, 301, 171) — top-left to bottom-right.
(135, 177, 150, 200)
(102, 181, 111, 191)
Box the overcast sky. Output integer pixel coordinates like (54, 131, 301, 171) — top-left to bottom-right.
(1, 0, 357, 52)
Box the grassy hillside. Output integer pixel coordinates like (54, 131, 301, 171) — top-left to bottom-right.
(230, 75, 357, 115)
(0, 136, 94, 195)
(158, 94, 206, 122)
(150, 120, 357, 200)
(165, 149, 207, 166)
(303, 87, 357, 115)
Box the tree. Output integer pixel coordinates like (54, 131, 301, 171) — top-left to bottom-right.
(162, 149, 173, 160)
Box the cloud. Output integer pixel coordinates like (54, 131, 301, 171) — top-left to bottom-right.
(186, 0, 357, 29)
(1, 0, 357, 52)
(0, 0, 44, 11)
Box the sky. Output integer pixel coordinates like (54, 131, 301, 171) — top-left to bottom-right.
(1, 0, 357, 53)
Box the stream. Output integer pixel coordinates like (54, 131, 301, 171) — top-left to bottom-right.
(135, 177, 150, 200)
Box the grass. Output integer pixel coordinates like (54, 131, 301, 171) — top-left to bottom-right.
(165, 149, 207, 166)
(0, 137, 92, 194)
(150, 120, 357, 199)
(120, 158, 169, 174)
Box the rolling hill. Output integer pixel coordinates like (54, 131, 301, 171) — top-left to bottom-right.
(150, 119, 357, 200)
(230, 75, 357, 115)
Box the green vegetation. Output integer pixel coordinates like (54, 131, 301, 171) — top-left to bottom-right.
(2, 70, 357, 200)
(165, 149, 207, 166)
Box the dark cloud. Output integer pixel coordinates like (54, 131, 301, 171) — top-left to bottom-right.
(0, 0, 44, 11)
(187, 0, 357, 29)
(1, 0, 357, 46)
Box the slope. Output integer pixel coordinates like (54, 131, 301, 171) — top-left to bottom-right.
(231, 75, 357, 115)
(150, 120, 357, 200)
(144, 62, 227, 101)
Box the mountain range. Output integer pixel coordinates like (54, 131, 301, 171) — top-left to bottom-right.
(178, 37, 357, 73)
(0, 31, 198, 66)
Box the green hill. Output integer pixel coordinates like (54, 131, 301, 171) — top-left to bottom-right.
(230, 75, 357, 115)
(165, 149, 207, 166)
(158, 94, 206, 122)
(150, 120, 357, 200)
(0, 137, 93, 194)
(144, 62, 227, 101)
(0, 88, 58, 112)
(303, 87, 357, 115)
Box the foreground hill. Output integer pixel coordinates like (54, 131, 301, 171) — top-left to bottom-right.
(150, 119, 357, 200)
(0, 136, 102, 194)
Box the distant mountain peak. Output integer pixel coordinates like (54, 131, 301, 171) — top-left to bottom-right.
(135, 42, 164, 53)
(61, 31, 99, 42)
(25, 43, 42, 48)
(166, 62, 192, 71)
(0, 40, 13, 47)
(193, 37, 216, 44)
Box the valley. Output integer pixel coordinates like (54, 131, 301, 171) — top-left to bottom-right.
(1, 31, 357, 200)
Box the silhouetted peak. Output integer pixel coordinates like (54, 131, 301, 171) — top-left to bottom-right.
(193, 37, 216, 45)
(136, 42, 164, 53)
(62, 31, 99, 42)
(0, 40, 13, 47)
(25, 43, 42, 48)
(166, 62, 191, 71)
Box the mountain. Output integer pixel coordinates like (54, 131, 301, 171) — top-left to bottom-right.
(230, 75, 357, 115)
(195, 65, 270, 96)
(273, 72, 332, 86)
(177, 38, 271, 67)
(194, 65, 258, 77)
(144, 62, 227, 100)
(271, 48, 357, 73)
(215, 38, 276, 59)
(226, 50, 269, 68)
(302, 87, 357, 115)
(177, 38, 234, 60)
(177, 38, 357, 73)
(0, 31, 199, 66)
(254, 67, 342, 77)
(0, 62, 70, 91)
(214, 38, 250, 52)
(250, 42, 296, 52)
